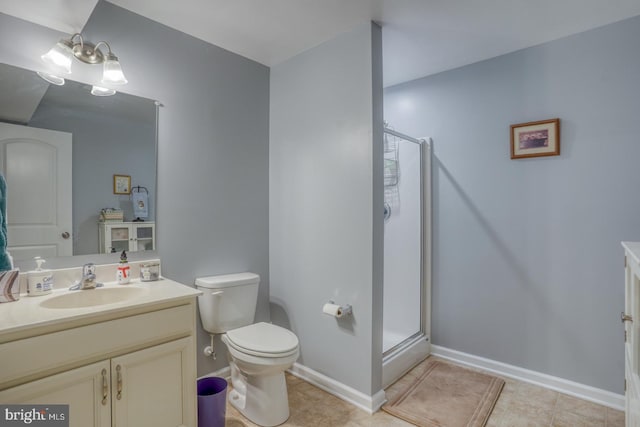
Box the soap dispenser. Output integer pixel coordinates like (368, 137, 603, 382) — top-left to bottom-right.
(116, 250, 130, 285)
(28, 257, 53, 296)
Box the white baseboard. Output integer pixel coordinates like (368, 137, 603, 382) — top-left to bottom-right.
(431, 345, 624, 411)
(199, 363, 387, 414)
(288, 363, 387, 414)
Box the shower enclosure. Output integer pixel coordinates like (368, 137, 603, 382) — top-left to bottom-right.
(382, 126, 431, 388)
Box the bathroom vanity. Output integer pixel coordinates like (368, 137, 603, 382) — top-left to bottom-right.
(0, 275, 201, 427)
(622, 242, 640, 426)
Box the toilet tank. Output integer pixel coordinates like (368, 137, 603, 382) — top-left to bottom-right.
(195, 272, 260, 334)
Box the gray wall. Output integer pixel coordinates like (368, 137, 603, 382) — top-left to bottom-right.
(0, 1, 270, 376)
(384, 15, 640, 393)
(269, 22, 384, 395)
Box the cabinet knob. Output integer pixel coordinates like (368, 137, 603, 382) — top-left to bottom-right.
(621, 311, 633, 323)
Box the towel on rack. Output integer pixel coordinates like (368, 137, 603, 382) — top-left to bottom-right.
(0, 174, 13, 271)
(132, 190, 149, 219)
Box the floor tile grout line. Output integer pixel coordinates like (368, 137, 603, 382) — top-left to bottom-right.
(605, 406, 612, 427)
(549, 392, 560, 426)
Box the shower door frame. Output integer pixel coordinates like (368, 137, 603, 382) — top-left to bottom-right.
(381, 128, 432, 389)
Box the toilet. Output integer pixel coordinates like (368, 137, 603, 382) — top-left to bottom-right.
(195, 273, 299, 427)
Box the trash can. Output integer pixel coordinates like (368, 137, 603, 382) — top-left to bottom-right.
(197, 377, 228, 427)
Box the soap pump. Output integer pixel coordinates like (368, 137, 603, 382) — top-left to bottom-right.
(116, 250, 130, 285)
(27, 256, 53, 296)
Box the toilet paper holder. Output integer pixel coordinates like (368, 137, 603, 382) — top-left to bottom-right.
(324, 300, 353, 318)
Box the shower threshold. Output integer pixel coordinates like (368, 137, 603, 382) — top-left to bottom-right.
(382, 332, 430, 389)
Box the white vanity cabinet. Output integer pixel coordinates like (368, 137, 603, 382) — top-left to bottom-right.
(111, 338, 193, 427)
(0, 338, 193, 427)
(0, 361, 111, 426)
(0, 291, 198, 427)
(99, 222, 155, 254)
(622, 242, 640, 427)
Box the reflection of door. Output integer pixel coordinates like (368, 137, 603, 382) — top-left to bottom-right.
(0, 122, 72, 260)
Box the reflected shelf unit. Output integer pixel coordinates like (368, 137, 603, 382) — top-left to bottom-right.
(99, 222, 155, 254)
(622, 241, 640, 426)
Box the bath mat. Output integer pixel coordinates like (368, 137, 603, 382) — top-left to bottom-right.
(382, 361, 505, 427)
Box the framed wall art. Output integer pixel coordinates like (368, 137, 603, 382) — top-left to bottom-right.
(510, 118, 560, 159)
(113, 174, 131, 195)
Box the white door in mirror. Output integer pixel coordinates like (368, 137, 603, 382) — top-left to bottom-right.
(0, 122, 72, 260)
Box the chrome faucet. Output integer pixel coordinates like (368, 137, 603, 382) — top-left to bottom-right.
(69, 263, 103, 290)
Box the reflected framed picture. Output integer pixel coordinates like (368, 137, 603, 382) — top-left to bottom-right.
(510, 118, 560, 159)
(113, 174, 131, 195)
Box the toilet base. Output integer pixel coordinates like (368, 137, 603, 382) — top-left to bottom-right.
(229, 361, 290, 427)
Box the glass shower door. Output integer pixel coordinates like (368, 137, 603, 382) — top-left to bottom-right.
(381, 128, 431, 388)
(383, 136, 423, 353)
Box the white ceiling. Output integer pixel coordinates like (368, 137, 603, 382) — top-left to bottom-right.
(2, 0, 640, 87)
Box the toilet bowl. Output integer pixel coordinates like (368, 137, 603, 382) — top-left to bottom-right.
(195, 273, 299, 427)
(223, 322, 299, 426)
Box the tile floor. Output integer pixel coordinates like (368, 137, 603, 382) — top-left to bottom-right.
(224, 357, 625, 427)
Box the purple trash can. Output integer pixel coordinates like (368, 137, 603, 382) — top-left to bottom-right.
(197, 377, 227, 427)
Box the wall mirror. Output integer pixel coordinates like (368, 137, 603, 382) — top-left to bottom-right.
(0, 63, 158, 265)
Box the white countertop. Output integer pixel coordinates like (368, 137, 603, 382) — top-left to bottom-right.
(0, 277, 202, 340)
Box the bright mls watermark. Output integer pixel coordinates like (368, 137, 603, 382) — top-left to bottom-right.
(0, 405, 68, 426)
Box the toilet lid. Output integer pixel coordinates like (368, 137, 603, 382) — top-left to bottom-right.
(226, 322, 299, 355)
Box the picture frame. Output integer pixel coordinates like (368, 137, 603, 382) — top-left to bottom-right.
(113, 174, 131, 195)
(510, 118, 560, 159)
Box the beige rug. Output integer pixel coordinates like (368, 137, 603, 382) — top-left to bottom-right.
(382, 361, 505, 427)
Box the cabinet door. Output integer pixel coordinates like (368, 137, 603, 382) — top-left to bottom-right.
(133, 224, 155, 252)
(627, 259, 640, 376)
(107, 225, 132, 253)
(111, 337, 195, 427)
(628, 370, 640, 426)
(0, 361, 111, 427)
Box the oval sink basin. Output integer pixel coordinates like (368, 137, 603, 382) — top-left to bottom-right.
(40, 287, 148, 309)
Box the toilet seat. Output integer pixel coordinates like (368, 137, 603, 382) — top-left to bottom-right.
(225, 322, 299, 358)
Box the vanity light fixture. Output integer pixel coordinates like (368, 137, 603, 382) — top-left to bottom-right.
(36, 71, 65, 86)
(90, 86, 116, 97)
(40, 33, 128, 86)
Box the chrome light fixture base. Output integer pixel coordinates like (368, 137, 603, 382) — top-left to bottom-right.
(72, 41, 105, 65)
